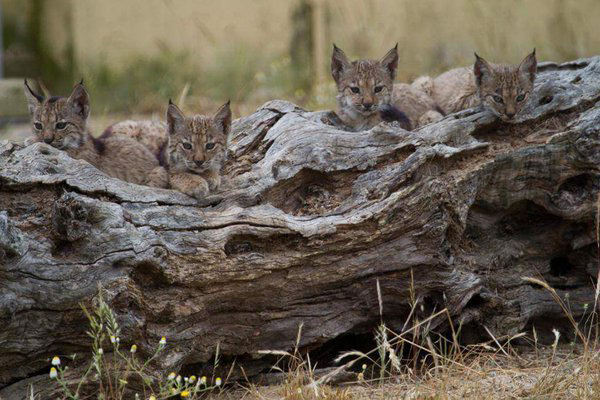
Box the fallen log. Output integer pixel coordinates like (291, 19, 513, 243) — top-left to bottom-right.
(1, 56, 599, 397)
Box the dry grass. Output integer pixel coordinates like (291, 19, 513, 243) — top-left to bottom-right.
(219, 270, 600, 400)
(233, 346, 598, 400)
(328, 0, 600, 79)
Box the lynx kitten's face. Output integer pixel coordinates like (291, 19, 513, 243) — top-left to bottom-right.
(475, 51, 537, 121)
(166, 101, 231, 174)
(24, 81, 90, 150)
(331, 44, 398, 120)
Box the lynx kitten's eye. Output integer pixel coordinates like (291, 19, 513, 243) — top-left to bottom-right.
(34, 122, 43, 130)
(205, 143, 215, 150)
(516, 94, 526, 102)
(182, 142, 192, 150)
(350, 87, 360, 94)
(374, 86, 384, 93)
(55, 122, 67, 130)
(492, 95, 504, 104)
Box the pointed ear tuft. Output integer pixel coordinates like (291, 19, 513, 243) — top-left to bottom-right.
(473, 52, 492, 87)
(380, 44, 399, 81)
(166, 101, 185, 135)
(331, 44, 351, 84)
(213, 100, 232, 137)
(67, 82, 90, 120)
(519, 49, 538, 84)
(24, 79, 43, 115)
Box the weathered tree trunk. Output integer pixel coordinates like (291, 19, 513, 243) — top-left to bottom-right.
(1, 56, 600, 397)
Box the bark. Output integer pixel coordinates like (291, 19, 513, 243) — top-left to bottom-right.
(1, 56, 600, 397)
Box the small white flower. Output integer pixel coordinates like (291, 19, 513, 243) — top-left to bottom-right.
(215, 377, 222, 386)
(110, 336, 117, 344)
(98, 348, 104, 355)
(116, 337, 120, 343)
(159, 337, 166, 346)
(584, 303, 589, 310)
(189, 375, 197, 383)
(149, 396, 157, 400)
(176, 375, 181, 384)
(135, 394, 140, 400)
(130, 344, 137, 353)
(361, 363, 367, 370)
(200, 376, 207, 385)
(184, 376, 189, 382)
(51, 356, 61, 366)
(167, 372, 176, 381)
(49, 367, 58, 379)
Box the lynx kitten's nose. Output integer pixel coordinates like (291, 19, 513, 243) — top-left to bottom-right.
(363, 102, 373, 110)
(44, 137, 53, 144)
(505, 112, 515, 119)
(195, 160, 204, 167)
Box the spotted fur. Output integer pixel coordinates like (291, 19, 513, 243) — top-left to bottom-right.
(391, 83, 444, 127)
(101, 120, 168, 161)
(429, 50, 537, 121)
(24, 80, 168, 188)
(165, 100, 231, 200)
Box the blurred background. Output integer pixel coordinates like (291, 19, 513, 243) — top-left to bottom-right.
(1, 0, 599, 141)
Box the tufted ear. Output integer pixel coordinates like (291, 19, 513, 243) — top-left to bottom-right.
(166, 99, 186, 135)
(379, 44, 399, 81)
(24, 79, 43, 115)
(473, 52, 493, 87)
(213, 100, 232, 137)
(331, 44, 352, 84)
(66, 81, 90, 120)
(518, 49, 537, 84)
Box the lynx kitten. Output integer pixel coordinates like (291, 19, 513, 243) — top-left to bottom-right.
(163, 100, 231, 200)
(24, 80, 168, 188)
(425, 50, 537, 121)
(331, 44, 442, 131)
